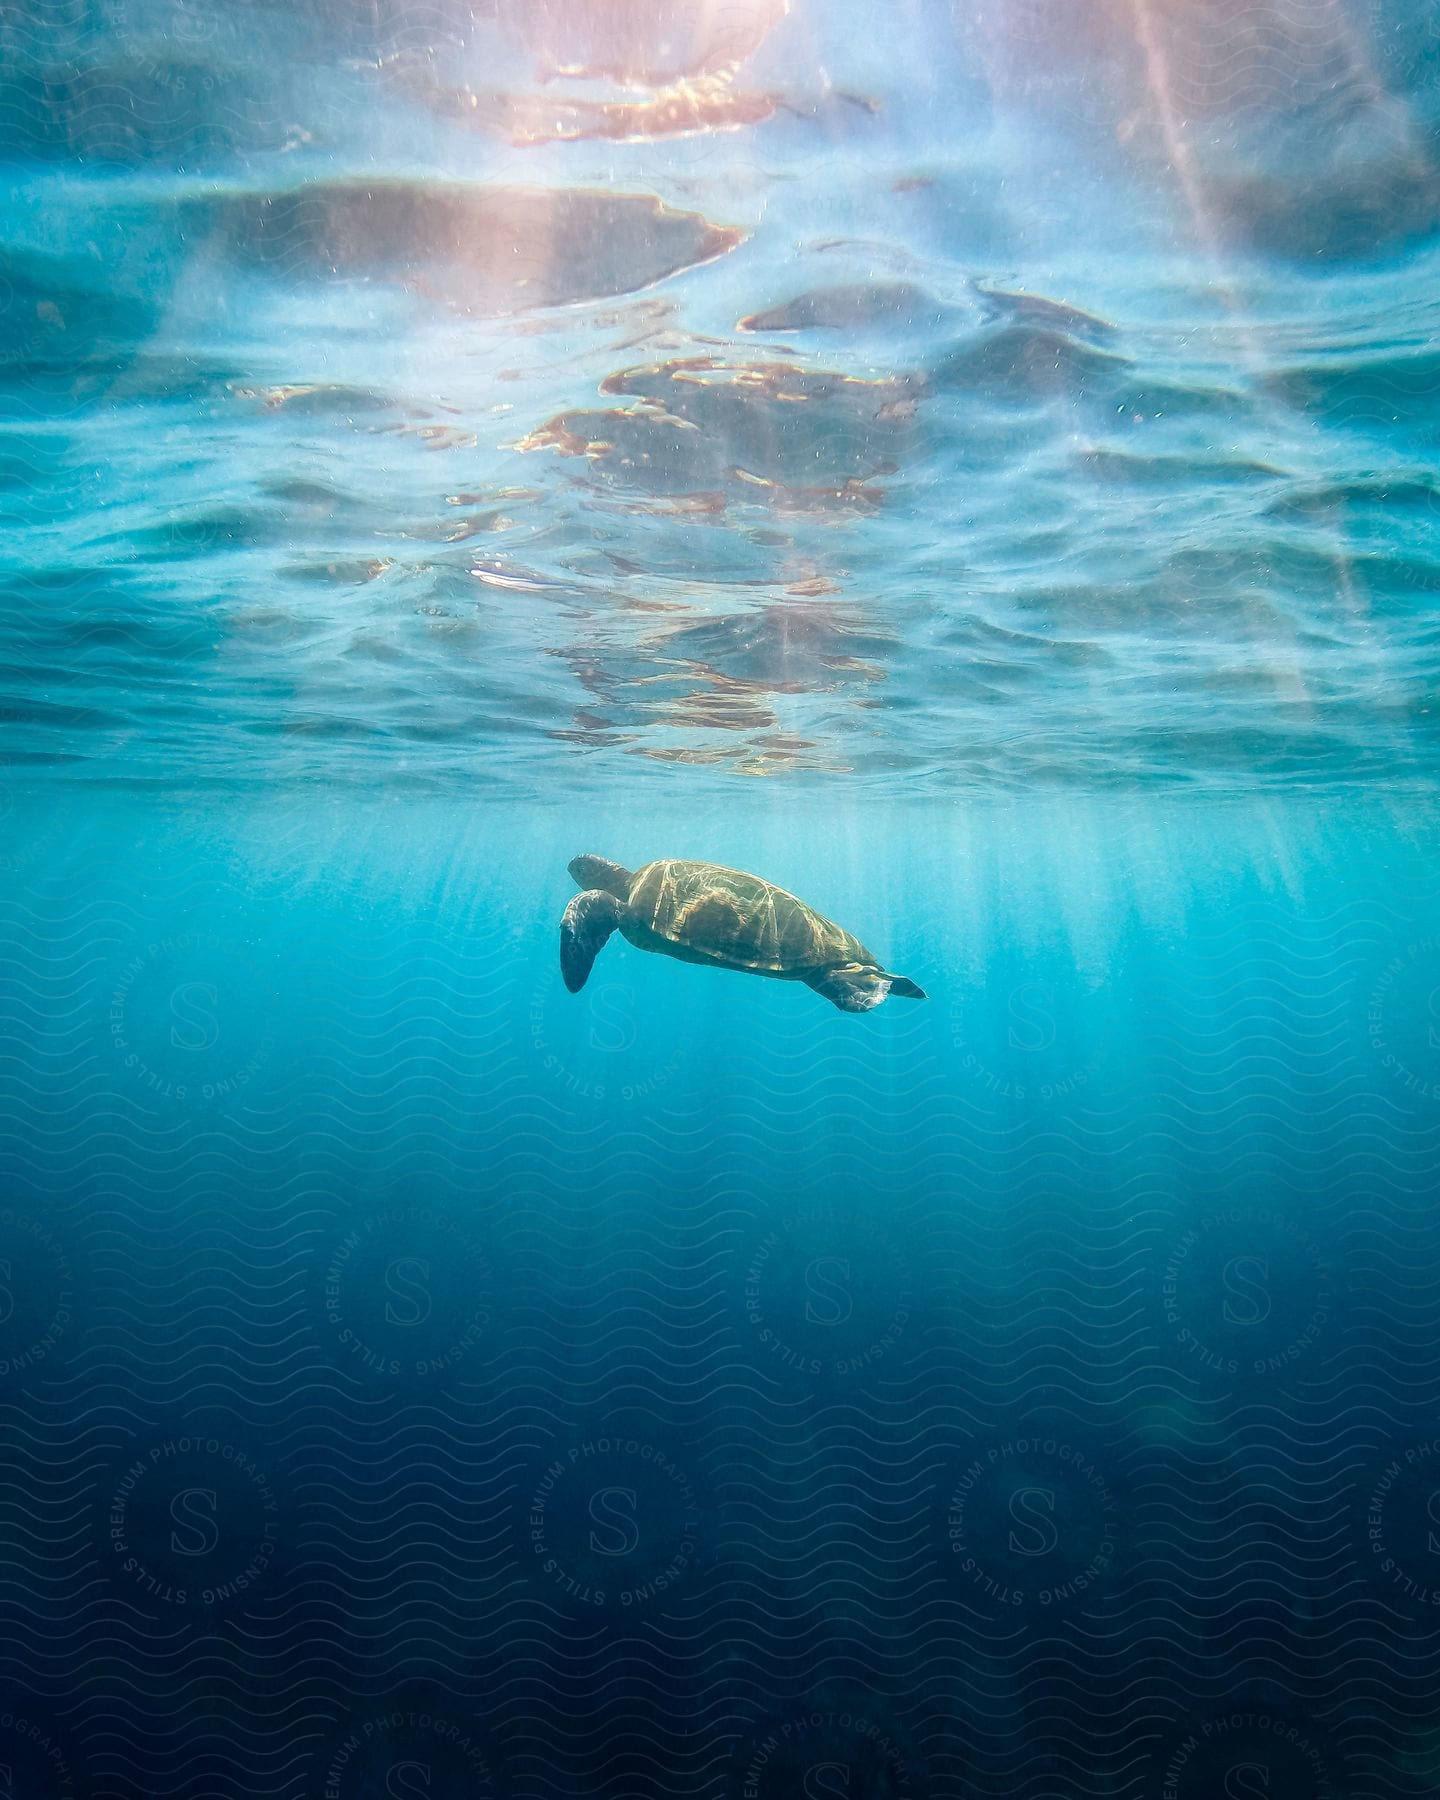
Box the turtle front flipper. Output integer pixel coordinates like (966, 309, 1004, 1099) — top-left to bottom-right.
(561, 890, 625, 993)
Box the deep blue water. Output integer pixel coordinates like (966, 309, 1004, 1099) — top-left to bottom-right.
(5, 1, 1440, 1796)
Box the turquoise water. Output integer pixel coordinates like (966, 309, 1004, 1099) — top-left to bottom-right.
(4, 1, 1440, 1795)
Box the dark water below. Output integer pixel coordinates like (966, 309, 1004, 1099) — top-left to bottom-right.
(5, 0, 1440, 1796)
(4, 793, 1440, 1798)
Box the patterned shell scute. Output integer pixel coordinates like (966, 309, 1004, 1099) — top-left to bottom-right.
(630, 860, 864, 973)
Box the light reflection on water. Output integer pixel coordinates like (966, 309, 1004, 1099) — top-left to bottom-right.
(3, 0, 1439, 796)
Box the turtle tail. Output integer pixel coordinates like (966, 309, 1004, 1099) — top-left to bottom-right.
(560, 890, 624, 993)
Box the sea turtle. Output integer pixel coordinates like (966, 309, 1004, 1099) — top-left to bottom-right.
(560, 855, 927, 1013)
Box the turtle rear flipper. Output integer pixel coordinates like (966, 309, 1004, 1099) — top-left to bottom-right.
(886, 975, 927, 1000)
(807, 966, 928, 1011)
(807, 966, 891, 1012)
(561, 890, 625, 993)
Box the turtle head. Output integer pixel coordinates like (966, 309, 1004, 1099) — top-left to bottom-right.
(568, 855, 634, 900)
